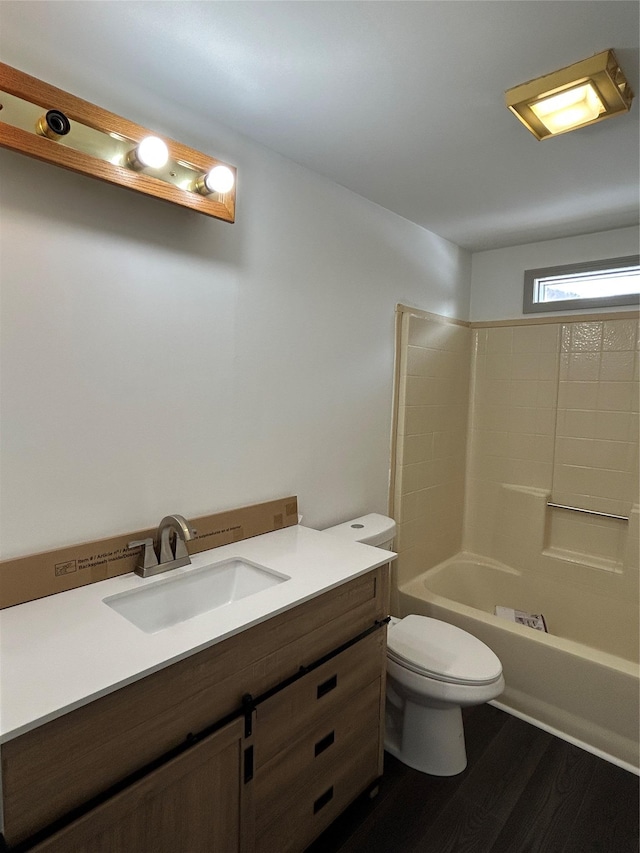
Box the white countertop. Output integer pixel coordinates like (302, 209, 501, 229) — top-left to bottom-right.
(0, 525, 394, 743)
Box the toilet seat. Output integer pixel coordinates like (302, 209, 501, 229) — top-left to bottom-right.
(387, 615, 502, 686)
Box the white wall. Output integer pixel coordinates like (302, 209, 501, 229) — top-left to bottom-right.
(470, 226, 639, 322)
(0, 59, 471, 558)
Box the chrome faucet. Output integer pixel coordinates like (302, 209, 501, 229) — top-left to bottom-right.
(128, 514, 196, 578)
(157, 514, 194, 566)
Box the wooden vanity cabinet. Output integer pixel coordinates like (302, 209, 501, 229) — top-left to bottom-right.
(1, 565, 389, 852)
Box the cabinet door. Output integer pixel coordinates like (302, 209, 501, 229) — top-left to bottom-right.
(28, 718, 249, 853)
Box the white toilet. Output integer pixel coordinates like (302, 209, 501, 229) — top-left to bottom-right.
(322, 513, 505, 777)
(386, 614, 504, 775)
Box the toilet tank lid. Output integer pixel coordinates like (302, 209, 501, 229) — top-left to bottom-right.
(322, 513, 396, 547)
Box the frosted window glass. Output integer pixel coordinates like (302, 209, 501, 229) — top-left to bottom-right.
(524, 256, 640, 313)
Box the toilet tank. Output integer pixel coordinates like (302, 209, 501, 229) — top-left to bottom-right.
(322, 513, 396, 550)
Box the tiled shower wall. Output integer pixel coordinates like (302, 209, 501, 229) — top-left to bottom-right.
(392, 311, 471, 592)
(465, 322, 561, 558)
(392, 310, 639, 594)
(554, 320, 639, 519)
(466, 316, 639, 574)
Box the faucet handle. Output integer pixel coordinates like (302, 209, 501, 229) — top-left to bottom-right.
(128, 538, 159, 571)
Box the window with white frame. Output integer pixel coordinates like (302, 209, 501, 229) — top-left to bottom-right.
(523, 255, 640, 313)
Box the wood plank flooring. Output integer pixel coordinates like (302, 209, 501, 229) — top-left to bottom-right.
(307, 704, 639, 853)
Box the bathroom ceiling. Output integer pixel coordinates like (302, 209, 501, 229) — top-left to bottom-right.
(1, 1, 638, 252)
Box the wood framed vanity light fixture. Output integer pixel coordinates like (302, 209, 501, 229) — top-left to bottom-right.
(0, 62, 236, 222)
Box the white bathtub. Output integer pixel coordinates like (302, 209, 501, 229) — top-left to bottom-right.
(399, 552, 640, 773)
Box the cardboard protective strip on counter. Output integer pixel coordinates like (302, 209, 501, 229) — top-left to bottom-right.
(0, 496, 298, 609)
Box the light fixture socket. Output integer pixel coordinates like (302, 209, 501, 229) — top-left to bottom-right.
(505, 49, 634, 140)
(195, 173, 212, 195)
(36, 109, 71, 140)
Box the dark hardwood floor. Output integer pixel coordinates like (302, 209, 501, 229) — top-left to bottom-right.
(307, 704, 639, 853)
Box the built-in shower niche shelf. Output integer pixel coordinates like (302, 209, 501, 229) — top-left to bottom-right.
(544, 500, 630, 575)
(541, 547, 623, 575)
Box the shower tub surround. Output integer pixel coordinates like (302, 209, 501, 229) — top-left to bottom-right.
(399, 538, 639, 771)
(392, 309, 639, 771)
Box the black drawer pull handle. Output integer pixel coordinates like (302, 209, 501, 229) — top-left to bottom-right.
(314, 730, 335, 757)
(313, 786, 334, 814)
(317, 674, 337, 699)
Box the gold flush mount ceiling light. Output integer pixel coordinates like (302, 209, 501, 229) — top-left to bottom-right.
(505, 49, 634, 140)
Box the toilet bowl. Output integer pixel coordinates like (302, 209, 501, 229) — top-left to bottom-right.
(321, 514, 504, 777)
(385, 614, 504, 776)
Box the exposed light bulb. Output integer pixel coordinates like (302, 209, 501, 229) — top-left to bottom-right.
(129, 136, 169, 169)
(530, 83, 605, 134)
(202, 165, 235, 194)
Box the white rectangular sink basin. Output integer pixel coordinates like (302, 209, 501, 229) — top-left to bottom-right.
(103, 558, 290, 633)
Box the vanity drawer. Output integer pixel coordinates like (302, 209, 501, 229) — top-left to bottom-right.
(255, 724, 380, 853)
(254, 629, 385, 769)
(254, 677, 381, 825)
